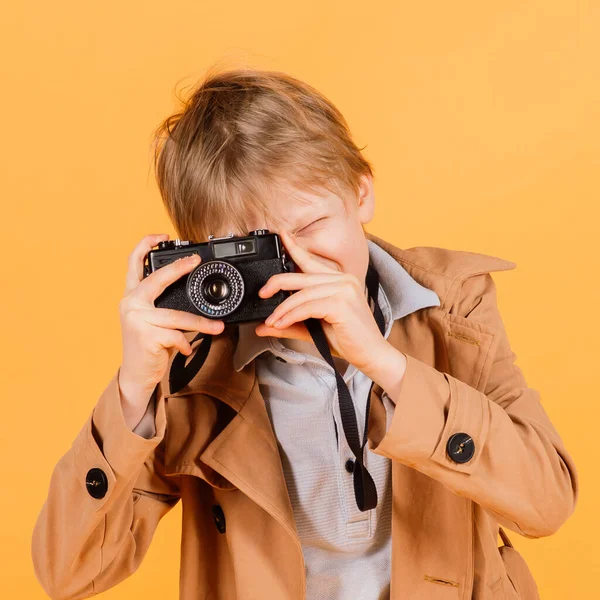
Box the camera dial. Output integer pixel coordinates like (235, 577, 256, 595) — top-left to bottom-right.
(157, 239, 191, 250)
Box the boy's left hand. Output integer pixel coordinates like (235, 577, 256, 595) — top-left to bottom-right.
(254, 229, 389, 373)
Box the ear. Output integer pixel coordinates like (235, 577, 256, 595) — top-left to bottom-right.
(356, 173, 375, 224)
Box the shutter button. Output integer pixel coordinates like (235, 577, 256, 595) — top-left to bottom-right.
(212, 504, 226, 534)
(345, 459, 355, 473)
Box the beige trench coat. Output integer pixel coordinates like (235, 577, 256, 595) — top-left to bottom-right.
(31, 231, 579, 600)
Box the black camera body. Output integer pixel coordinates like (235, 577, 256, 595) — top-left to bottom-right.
(142, 229, 296, 326)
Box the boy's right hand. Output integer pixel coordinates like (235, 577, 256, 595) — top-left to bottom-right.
(117, 234, 225, 428)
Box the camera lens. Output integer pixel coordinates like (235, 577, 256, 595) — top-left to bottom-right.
(186, 260, 245, 318)
(202, 275, 231, 303)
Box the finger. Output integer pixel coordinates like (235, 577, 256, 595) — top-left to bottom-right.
(139, 306, 225, 334)
(259, 272, 349, 298)
(255, 321, 311, 341)
(255, 320, 343, 359)
(279, 229, 338, 275)
(264, 281, 344, 326)
(154, 327, 195, 357)
(270, 298, 335, 329)
(124, 233, 170, 295)
(135, 253, 202, 305)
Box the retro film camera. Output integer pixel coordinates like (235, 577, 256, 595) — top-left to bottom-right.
(142, 229, 297, 326)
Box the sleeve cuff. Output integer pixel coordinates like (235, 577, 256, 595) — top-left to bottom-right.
(73, 367, 167, 510)
(369, 352, 490, 475)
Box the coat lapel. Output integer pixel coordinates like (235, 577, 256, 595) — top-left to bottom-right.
(163, 328, 300, 543)
(200, 372, 299, 542)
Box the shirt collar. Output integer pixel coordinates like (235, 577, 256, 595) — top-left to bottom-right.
(232, 238, 441, 372)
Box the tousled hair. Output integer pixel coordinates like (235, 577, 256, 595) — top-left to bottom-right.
(151, 64, 374, 242)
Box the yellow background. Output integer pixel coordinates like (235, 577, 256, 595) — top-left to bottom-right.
(1, 0, 597, 597)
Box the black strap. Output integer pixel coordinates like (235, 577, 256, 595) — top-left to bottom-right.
(169, 259, 385, 512)
(169, 333, 213, 395)
(304, 259, 385, 511)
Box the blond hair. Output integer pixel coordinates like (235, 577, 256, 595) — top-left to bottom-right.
(151, 65, 374, 242)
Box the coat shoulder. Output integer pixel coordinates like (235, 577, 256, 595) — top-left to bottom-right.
(366, 232, 517, 310)
(367, 232, 516, 280)
(397, 245, 516, 280)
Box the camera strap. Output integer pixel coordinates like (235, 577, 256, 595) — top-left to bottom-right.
(303, 259, 384, 512)
(169, 258, 385, 513)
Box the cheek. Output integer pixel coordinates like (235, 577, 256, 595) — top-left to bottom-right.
(309, 232, 369, 280)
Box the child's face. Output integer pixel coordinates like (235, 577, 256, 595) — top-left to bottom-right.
(225, 174, 375, 287)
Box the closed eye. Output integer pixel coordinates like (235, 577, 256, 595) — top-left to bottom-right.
(296, 217, 327, 233)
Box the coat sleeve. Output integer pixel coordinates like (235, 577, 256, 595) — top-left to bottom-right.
(31, 367, 180, 600)
(368, 272, 579, 540)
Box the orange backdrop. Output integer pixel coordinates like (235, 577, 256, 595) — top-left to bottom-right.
(1, 1, 597, 598)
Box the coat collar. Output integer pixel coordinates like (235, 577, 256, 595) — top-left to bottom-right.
(231, 237, 441, 373)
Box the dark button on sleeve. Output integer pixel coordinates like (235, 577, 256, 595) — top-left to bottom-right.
(85, 468, 108, 499)
(212, 504, 226, 534)
(446, 433, 475, 463)
(345, 459, 355, 473)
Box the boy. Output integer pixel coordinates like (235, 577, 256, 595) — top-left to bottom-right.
(31, 66, 578, 600)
